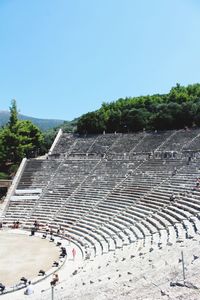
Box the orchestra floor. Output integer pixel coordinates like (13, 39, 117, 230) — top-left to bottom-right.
(0, 229, 59, 286)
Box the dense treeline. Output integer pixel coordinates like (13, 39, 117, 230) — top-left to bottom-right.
(2, 83, 200, 175)
(77, 83, 200, 134)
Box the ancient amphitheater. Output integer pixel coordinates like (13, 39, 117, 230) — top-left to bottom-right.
(1, 128, 200, 299)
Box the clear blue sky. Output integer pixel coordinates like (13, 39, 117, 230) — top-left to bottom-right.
(1, 0, 200, 121)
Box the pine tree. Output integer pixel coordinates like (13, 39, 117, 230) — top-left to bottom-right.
(8, 99, 18, 130)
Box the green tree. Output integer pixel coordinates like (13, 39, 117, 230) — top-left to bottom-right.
(16, 120, 44, 158)
(126, 108, 148, 132)
(149, 104, 173, 130)
(0, 126, 20, 163)
(0, 101, 44, 172)
(194, 102, 200, 126)
(77, 112, 106, 134)
(106, 109, 121, 132)
(9, 99, 18, 130)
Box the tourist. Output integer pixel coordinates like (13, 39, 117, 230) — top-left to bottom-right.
(12, 221, 16, 229)
(187, 156, 191, 165)
(60, 247, 67, 258)
(196, 178, 200, 188)
(172, 167, 177, 176)
(24, 281, 34, 295)
(85, 249, 91, 260)
(50, 273, 59, 286)
(68, 235, 71, 245)
(0, 283, 5, 294)
(61, 228, 65, 238)
(50, 227, 53, 237)
(45, 223, 49, 233)
(15, 219, 20, 228)
(169, 193, 176, 202)
(57, 225, 61, 235)
(30, 227, 35, 236)
(34, 220, 39, 230)
(72, 248, 76, 260)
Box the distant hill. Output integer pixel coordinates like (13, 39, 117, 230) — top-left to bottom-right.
(0, 110, 65, 131)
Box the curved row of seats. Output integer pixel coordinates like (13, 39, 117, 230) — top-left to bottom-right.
(51, 129, 200, 156)
(3, 130, 200, 259)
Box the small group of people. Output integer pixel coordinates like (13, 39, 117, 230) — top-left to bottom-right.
(59, 247, 76, 260)
(30, 222, 69, 240)
(43, 223, 69, 240)
(24, 274, 59, 294)
(35, 223, 54, 239)
(44, 223, 55, 237)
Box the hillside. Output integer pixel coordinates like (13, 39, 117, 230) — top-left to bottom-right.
(0, 110, 65, 131)
(77, 83, 200, 134)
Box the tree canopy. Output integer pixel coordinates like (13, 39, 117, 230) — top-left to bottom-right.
(77, 83, 200, 134)
(0, 100, 44, 175)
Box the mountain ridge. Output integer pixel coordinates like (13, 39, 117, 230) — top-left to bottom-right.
(0, 110, 65, 131)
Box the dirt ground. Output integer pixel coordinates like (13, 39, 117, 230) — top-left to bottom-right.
(0, 229, 59, 286)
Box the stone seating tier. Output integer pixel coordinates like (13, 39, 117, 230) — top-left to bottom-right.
(3, 130, 200, 258)
(47, 129, 200, 157)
